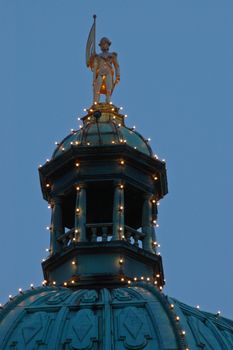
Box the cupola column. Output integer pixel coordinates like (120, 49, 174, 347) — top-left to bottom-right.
(112, 182, 124, 240)
(75, 185, 87, 242)
(50, 197, 64, 254)
(142, 193, 154, 253)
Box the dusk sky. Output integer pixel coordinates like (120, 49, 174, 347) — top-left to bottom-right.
(1, 1, 232, 318)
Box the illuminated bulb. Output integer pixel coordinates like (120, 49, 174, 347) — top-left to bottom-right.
(75, 162, 80, 167)
(154, 281, 157, 285)
(157, 202, 160, 206)
(125, 114, 128, 118)
(0, 304, 2, 308)
(77, 117, 81, 121)
(75, 141, 79, 145)
(88, 116, 91, 120)
(110, 101, 113, 105)
(156, 224, 159, 228)
(119, 259, 123, 264)
(181, 330, 186, 336)
(154, 154, 158, 159)
(148, 138, 151, 141)
(73, 237, 76, 241)
(120, 139, 123, 143)
(55, 141, 59, 145)
(111, 140, 115, 144)
(176, 316, 180, 321)
(48, 205, 51, 209)
(152, 199, 156, 203)
(87, 142, 90, 145)
(121, 278, 125, 282)
(153, 176, 158, 181)
(128, 280, 131, 284)
(71, 280, 75, 284)
(120, 107, 123, 110)
(70, 142, 73, 145)
(9, 295, 13, 300)
(38, 164, 42, 168)
(196, 305, 200, 309)
(46, 248, 49, 252)
(140, 276, 144, 280)
(119, 206, 124, 211)
(83, 108, 87, 112)
(159, 286, 163, 290)
(72, 261, 75, 265)
(42, 280, 47, 285)
(120, 184, 124, 189)
(146, 277, 150, 281)
(76, 186, 80, 191)
(64, 282, 67, 286)
(153, 241, 157, 246)
(122, 235, 125, 239)
(217, 310, 221, 315)
(156, 274, 160, 278)
(134, 147, 137, 149)
(162, 159, 166, 162)
(170, 304, 174, 309)
(124, 140, 127, 143)
(119, 227, 123, 231)
(18, 288, 23, 293)
(134, 277, 137, 281)
(46, 183, 50, 188)
(52, 281, 56, 285)
(132, 125, 136, 130)
(120, 160, 125, 165)
(75, 229, 78, 233)
(118, 123, 122, 127)
(153, 220, 157, 224)
(90, 108, 93, 112)
(46, 159, 50, 162)
(76, 208, 80, 213)
(42, 259, 45, 262)
(111, 108, 114, 111)
(94, 102, 97, 105)
(30, 284, 34, 289)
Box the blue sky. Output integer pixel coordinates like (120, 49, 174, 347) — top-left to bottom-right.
(0, 1, 232, 318)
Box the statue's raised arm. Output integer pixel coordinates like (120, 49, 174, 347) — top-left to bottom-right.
(86, 17, 120, 104)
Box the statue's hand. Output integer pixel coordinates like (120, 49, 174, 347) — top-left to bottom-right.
(115, 75, 120, 84)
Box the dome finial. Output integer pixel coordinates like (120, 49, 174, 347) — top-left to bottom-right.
(86, 16, 120, 104)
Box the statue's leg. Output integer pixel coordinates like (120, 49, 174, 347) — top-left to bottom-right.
(94, 76, 102, 103)
(105, 74, 112, 103)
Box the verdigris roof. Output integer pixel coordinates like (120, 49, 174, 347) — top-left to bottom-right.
(0, 283, 232, 349)
(52, 103, 153, 159)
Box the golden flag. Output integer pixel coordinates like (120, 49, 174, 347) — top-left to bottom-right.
(86, 16, 96, 68)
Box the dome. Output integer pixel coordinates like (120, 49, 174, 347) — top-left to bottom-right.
(52, 103, 153, 159)
(0, 283, 232, 349)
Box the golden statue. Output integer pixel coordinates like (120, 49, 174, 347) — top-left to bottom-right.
(86, 16, 120, 103)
